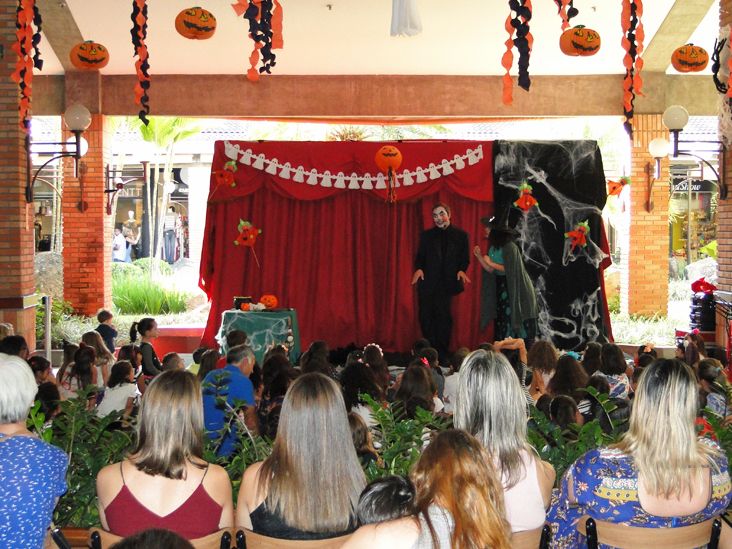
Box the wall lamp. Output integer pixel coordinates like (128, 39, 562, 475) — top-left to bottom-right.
(662, 104, 726, 199)
(25, 103, 91, 203)
(646, 137, 671, 212)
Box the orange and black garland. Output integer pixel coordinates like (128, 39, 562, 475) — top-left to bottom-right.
(233, 0, 284, 82)
(621, 0, 644, 138)
(712, 37, 728, 94)
(553, 0, 578, 31)
(501, 0, 533, 106)
(130, 0, 150, 125)
(11, 0, 43, 131)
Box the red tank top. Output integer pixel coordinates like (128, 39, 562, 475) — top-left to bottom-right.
(104, 463, 223, 540)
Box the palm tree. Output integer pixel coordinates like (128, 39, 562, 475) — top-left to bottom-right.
(131, 116, 201, 273)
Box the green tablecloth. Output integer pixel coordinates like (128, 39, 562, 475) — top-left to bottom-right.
(218, 309, 301, 365)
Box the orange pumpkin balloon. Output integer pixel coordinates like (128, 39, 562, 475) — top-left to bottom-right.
(559, 26, 601, 57)
(671, 44, 708, 73)
(69, 41, 110, 70)
(260, 294, 278, 309)
(374, 145, 403, 174)
(175, 7, 217, 40)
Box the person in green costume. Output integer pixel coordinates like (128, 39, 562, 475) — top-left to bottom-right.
(474, 215, 538, 342)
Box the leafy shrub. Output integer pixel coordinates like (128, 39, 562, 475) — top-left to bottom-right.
(132, 257, 173, 276)
(113, 275, 190, 315)
(607, 293, 620, 314)
(111, 261, 142, 279)
(35, 296, 91, 348)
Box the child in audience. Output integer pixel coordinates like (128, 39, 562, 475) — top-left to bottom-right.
(217, 329, 248, 369)
(442, 347, 469, 414)
(0, 335, 29, 360)
(197, 349, 220, 381)
(35, 382, 61, 424)
(698, 358, 728, 417)
(348, 412, 382, 467)
(356, 476, 416, 526)
(95, 308, 118, 354)
(28, 355, 55, 385)
(82, 331, 116, 387)
(161, 352, 184, 371)
(549, 395, 583, 430)
(186, 346, 209, 375)
(599, 343, 631, 398)
(58, 341, 79, 383)
(129, 318, 162, 376)
(417, 347, 444, 400)
(58, 344, 97, 403)
(394, 363, 438, 418)
(527, 339, 558, 387)
(581, 342, 603, 376)
(96, 361, 138, 419)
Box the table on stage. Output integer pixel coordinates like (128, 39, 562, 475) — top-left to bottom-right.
(217, 309, 301, 364)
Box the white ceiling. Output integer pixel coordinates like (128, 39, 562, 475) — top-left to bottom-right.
(36, 0, 717, 76)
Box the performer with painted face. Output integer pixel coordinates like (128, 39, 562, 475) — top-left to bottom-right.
(474, 213, 537, 342)
(411, 203, 470, 361)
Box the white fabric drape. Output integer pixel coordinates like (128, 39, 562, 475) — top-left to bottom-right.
(391, 0, 422, 37)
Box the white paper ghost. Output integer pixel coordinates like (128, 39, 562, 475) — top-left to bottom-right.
(391, 0, 422, 37)
(265, 159, 278, 175)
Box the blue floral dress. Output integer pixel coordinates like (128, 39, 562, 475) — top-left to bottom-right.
(0, 434, 68, 549)
(547, 441, 731, 548)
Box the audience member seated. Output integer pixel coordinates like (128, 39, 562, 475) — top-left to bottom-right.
(635, 343, 657, 366)
(36, 381, 61, 425)
(548, 358, 732, 546)
(577, 375, 611, 422)
(547, 354, 589, 403)
(202, 345, 257, 456)
(356, 476, 416, 526)
(341, 359, 384, 426)
(594, 397, 631, 435)
(28, 355, 55, 385)
(343, 429, 511, 549)
(96, 361, 139, 419)
(527, 339, 558, 389)
(494, 337, 533, 406)
(549, 394, 583, 431)
(581, 341, 603, 376)
(348, 412, 381, 467)
(363, 343, 390, 395)
(417, 347, 444, 400)
(599, 343, 631, 398)
(186, 346, 209, 376)
(0, 355, 68, 549)
(394, 363, 438, 418)
(108, 528, 194, 549)
(442, 347, 469, 414)
(196, 349, 220, 382)
(95, 308, 118, 354)
(57, 341, 79, 383)
(58, 344, 97, 402)
(298, 340, 329, 370)
(0, 334, 30, 360)
(237, 373, 365, 540)
(698, 358, 728, 417)
(129, 318, 162, 376)
(161, 352, 184, 371)
(82, 330, 116, 387)
(454, 349, 554, 533)
(96, 370, 233, 540)
(216, 329, 248, 369)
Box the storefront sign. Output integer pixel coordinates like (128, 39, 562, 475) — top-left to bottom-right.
(671, 178, 716, 193)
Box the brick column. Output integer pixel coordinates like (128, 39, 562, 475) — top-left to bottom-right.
(719, 0, 732, 293)
(61, 113, 113, 315)
(0, 0, 36, 347)
(622, 114, 670, 316)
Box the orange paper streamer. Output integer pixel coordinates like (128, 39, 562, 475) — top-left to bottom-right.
(501, 13, 514, 106)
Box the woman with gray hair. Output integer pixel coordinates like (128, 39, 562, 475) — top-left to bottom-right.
(454, 349, 554, 533)
(0, 355, 68, 548)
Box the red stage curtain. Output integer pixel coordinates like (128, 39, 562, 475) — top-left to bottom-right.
(200, 140, 494, 353)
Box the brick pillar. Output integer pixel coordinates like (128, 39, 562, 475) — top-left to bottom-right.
(719, 0, 732, 293)
(622, 114, 670, 316)
(61, 113, 112, 315)
(0, 0, 36, 347)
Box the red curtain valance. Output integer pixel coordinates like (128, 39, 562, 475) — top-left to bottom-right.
(208, 140, 493, 203)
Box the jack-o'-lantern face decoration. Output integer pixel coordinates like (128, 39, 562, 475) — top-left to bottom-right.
(559, 26, 601, 57)
(175, 7, 217, 40)
(69, 41, 110, 70)
(213, 161, 238, 188)
(234, 220, 261, 248)
(259, 294, 278, 309)
(374, 145, 403, 174)
(671, 44, 709, 73)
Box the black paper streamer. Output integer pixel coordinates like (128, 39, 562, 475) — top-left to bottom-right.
(244, 0, 277, 74)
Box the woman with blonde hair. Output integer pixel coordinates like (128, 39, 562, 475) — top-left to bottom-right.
(96, 370, 233, 539)
(549, 358, 732, 546)
(82, 330, 115, 387)
(344, 429, 511, 549)
(454, 349, 554, 533)
(237, 372, 365, 539)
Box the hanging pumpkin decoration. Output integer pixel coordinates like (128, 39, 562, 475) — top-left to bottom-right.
(513, 181, 538, 212)
(259, 294, 278, 309)
(374, 145, 403, 203)
(175, 7, 217, 39)
(559, 26, 601, 57)
(565, 220, 590, 253)
(69, 40, 110, 70)
(607, 176, 630, 196)
(234, 219, 262, 268)
(671, 44, 709, 73)
(239, 302, 251, 311)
